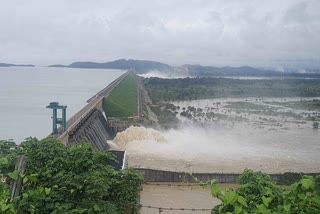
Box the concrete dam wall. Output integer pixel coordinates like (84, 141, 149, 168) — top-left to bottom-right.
(135, 168, 240, 183)
(66, 109, 113, 150)
(135, 168, 320, 184)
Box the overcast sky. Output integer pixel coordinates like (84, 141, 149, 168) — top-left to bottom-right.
(1, 0, 320, 68)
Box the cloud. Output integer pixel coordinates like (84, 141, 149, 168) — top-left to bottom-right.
(0, 0, 319, 68)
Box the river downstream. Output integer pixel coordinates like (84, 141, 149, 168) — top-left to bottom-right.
(113, 96, 320, 173)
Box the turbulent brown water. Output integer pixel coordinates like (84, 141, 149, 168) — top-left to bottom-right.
(140, 183, 239, 214)
(112, 125, 320, 173)
(113, 126, 167, 147)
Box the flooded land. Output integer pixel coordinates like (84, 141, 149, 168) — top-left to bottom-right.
(113, 97, 320, 174)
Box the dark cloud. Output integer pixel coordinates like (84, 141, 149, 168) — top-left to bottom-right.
(0, 0, 319, 67)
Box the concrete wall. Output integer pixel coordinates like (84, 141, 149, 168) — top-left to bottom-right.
(134, 168, 319, 183)
(67, 109, 113, 150)
(135, 168, 240, 183)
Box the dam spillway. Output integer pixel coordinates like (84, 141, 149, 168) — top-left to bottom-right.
(49, 70, 131, 149)
(66, 109, 111, 150)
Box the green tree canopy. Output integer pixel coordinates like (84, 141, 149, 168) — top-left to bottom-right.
(211, 169, 320, 214)
(1, 137, 143, 214)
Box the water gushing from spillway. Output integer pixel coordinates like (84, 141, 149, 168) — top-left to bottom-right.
(113, 126, 167, 147)
(112, 125, 320, 173)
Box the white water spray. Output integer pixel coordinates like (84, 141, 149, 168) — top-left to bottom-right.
(112, 125, 320, 173)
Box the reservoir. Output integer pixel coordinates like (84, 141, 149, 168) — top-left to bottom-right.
(2, 68, 320, 174)
(0, 67, 124, 143)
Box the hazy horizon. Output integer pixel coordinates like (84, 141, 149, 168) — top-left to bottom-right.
(1, 0, 320, 69)
(2, 58, 320, 71)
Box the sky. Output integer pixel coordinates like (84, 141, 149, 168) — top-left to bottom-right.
(0, 0, 320, 68)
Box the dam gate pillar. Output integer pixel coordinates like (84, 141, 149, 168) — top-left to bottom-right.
(46, 102, 67, 134)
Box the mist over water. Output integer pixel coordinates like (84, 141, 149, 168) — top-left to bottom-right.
(113, 125, 320, 173)
(113, 125, 270, 160)
(137, 70, 188, 79)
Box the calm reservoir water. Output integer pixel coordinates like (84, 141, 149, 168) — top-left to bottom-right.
(0, 67, 125, 143)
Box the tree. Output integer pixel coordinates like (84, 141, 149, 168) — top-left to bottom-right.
(0, 140, 22, 176)
(211, 169, 320, 214)
(1, 138, 143, 214)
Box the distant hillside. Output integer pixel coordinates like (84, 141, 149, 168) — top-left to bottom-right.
(178, 64, 320, 78)
(49, 59, 172, 72)
(0, 63, 34, 67)
(47, 59, 320, 78)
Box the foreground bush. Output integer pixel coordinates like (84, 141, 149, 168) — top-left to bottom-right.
(0, 138, 143, 214)
(211, 168, 320, 214)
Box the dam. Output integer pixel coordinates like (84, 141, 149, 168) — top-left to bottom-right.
(47, 70, 133, 149)
(41, 69, 320, 213)
(45, 69, 320, 178)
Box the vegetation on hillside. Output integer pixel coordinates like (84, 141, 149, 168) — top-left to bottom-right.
(103, 73, 138, 118)
(51, 59, 172, 72)
(48, 59, 320, 77)
(144, 77, 320, 103)
(0, 138, 143, 214)
(0, 63, 34, 67)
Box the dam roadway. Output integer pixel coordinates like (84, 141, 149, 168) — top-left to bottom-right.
(54, 70, 130, 141)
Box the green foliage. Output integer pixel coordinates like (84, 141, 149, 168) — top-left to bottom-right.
(0, 181, 16, 214)
(276, 172, 304, 185)
(103, 73, 138, 117)
(0, 140, 21, 214)
(0, 138, 143, 214)
(211, 169, 320, 214)
(0, 140, 22, 175)
(150, 105, 180, 129)
(144, 77, 320, 103)
(66, 59, 172, 72)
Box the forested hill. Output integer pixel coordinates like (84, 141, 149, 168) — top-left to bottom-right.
(0, 63, 34, 67)
(48, 59, 320, 78)
(49, 59, 172, 72)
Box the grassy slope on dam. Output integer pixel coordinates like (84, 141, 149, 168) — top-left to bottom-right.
(103, 72, 138, 118)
